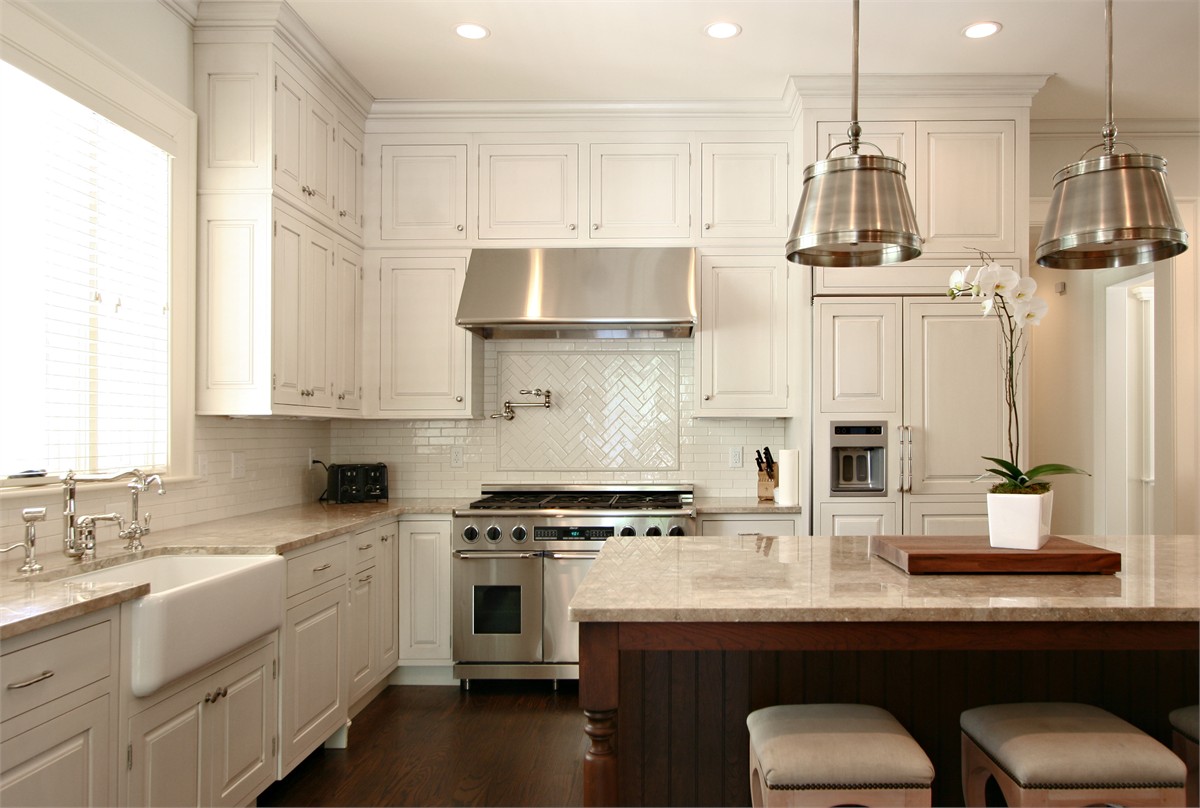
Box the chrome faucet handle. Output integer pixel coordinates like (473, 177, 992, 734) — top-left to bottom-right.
(3, 509, 47, 575)
(76, 513, 124, 561)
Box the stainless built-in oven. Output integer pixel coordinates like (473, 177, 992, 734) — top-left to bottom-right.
(452, 484, 695, 683)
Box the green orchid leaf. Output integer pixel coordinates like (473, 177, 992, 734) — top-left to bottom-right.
(1022, 463, 1091, 482)
(984, 467, 1018, 482)
(982, 456, 1023, 478)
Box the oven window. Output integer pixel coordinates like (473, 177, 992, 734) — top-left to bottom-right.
(473, 585, 521, 634)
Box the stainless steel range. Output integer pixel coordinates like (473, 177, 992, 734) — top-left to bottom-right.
(451, 483, 695, 683)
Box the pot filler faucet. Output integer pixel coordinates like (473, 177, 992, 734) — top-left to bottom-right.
(62, 469, 165, 560)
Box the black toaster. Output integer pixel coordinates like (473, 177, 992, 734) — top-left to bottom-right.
(326, 463, 388, 503)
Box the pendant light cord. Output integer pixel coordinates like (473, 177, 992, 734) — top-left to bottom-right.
(847, 0, 861, 153)
(1102, 0, 1117, 153)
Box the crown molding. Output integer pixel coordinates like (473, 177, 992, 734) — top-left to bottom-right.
(158, 0, 197, 26)
(1032, 118, 1199, 136)
(788, 73, 1051, 110)
(369, 96, 797, 123)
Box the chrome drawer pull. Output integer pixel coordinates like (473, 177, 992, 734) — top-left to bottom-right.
(358, 574, 373, 583)
(7, 670, 54, 689)
(357, 543, 373, 551)
(312, 562, 332, 572)
(737, 532, 762, 536)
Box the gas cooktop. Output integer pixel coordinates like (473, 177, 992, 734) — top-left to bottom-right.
(457, 483, 694, 514)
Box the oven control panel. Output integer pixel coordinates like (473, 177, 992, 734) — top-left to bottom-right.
(534, 525, 613, 540)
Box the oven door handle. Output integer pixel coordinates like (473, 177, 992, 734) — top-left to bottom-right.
(453, 551, 541, 559)
(545, 552, 601, 560)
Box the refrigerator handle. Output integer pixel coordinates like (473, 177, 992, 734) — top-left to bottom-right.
(904, 425, 914, 493)
(896, 425, 907, 493)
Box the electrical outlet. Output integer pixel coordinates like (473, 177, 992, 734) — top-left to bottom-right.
(196, 453, 208, 478)
(231, 451, 246, 480)
(450, 447, 464, 468)
(729, 446, 743, 468)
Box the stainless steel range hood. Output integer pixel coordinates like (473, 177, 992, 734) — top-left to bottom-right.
(455, 248, 696, 339)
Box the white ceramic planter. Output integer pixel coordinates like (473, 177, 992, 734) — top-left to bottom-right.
(986, 490, 1054, 550)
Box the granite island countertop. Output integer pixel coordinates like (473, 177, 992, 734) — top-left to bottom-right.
(569, 534, 1200, 624)
(0, 498, 465, 639)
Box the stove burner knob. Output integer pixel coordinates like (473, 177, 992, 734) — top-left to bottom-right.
(668, 526, 685, 537)
(511, 525, 528, 542)
(619, 526, 636, 537)
(462, 525, 479, 543)
(486, 526, 502, 543)
(645, 526, 662, 537)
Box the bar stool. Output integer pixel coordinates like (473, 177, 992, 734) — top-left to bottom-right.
(1169, 704, 1198, 807)
(746, 703, 934, 807)
(961, 702, 1187, 807)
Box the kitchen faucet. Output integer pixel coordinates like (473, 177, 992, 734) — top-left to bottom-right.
(62, 469, 165, 559)
(1, 508, 47, 575)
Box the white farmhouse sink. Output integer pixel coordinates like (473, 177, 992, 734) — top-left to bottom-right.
(68, 555, 284, 697)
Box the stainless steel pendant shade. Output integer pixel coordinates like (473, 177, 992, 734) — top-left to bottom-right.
(786, 0, 922, 267)
(1035, 0, 1188, 269)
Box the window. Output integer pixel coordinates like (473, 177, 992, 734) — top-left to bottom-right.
(0, 61, 171, 476)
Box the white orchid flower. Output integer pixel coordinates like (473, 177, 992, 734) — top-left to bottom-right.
(949, 268, 965, 288)
(1010, 276, 1037, 303)
(980, 264, 1021, 300)
(1014, 296, 1048, 327)
(980, 296, 995, 316)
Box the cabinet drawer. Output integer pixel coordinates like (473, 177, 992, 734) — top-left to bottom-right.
(351, 532, 378, 568)
(1, 620, 111, 721)
(286, 540, 347, 598)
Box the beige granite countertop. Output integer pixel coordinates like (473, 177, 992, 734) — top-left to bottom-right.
(0, 498, 465, 639)
(569, 534, 1200, 623)
(693, 497, 803, 514)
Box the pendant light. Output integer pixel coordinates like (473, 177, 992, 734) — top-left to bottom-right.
(785, 0, 922, 267)
(1036, 0, 1188, 269)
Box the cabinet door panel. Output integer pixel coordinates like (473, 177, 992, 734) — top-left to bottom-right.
(816, 300, 902, 414)
(303, 227, 335, 407)
(701, 142, 789, 239)
(333, 244, 362, 410)
(698, 517, 797, 537)
(273, 64, 304, 201)
(0, 695, 110, 808)
(379, 256, 467, 412)
(590, 143, 689, 238)
(380, 144, 467, 240)
(272, 210, 305, 406)
(208, 644, 275, 808)
(905, 500, 989, 536)
(336, 126, 363, 236)
(916, 120, 1015, 254)
(697, 255, 788, 415)
(905, 300, 1006, 496)
(281, 586, 346, 773)
(377, 526, 399, 672)
(398, 520, 452, 662)
(479, 144, 578, 239)
(817, 502, 899, 536)
(128, 691, 205, 807)
(348, 568, 376, 703)
(304, 92, 337, 220)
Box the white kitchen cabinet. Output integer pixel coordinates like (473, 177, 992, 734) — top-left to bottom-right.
(478, 143, 579, 239)
(346, 560, 377, 704)
(273, 206, 335, 409)
(280, 538, 349, 777)
(377, 255, 483, 417)
(333, 243, 363, 411)
(379, 144, 468, 240)
(696, 254, 790, 417)
(0, 610, 118, 808)
(589, 143, 689, 238)
(274, 60, 338, 225)
(813, 296, 1012, 535)
(700, 142, 789, 239)
(397, 519, 453, 663)
(376, 523, 399, 676)
(698, 514, 800, 537)
(336, 124, 364, 237)
(347, 520, 398, 704)
(126, 636, 276, 808)
(813, 119, 1016, 258)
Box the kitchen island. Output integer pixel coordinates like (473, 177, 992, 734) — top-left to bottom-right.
(570, 534, 1200, 806)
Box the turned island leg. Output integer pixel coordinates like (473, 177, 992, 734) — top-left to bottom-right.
(580, 622, 619, 806)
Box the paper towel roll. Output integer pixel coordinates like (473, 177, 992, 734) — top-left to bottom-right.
(774, 449, 799, 506)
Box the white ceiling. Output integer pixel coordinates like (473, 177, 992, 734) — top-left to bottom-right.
(285, 0, 1200, 122)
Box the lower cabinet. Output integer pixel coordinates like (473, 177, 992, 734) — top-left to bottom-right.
(0, 609, 118, 808)
(698, 514, 800, 537)
(347, 561, 378, 704)
(397, 518, 452, 663)
(348, 521, 399, 705)
(126, 635, 276, 808)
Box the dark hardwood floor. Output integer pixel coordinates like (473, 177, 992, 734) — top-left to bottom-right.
(258, 681, 586, 807)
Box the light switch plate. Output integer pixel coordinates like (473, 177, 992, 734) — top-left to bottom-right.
(231, 451, 246, 480)
(450, 447, 464, 468)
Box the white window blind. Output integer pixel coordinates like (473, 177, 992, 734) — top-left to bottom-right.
(0, 60, 171, 477)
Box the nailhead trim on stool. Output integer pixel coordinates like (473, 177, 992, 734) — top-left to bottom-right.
(960, 702, 1187, 807)
(1169, 705, 1199, 808)
(747, 704, 934, 808)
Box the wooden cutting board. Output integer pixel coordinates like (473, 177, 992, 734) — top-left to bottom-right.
(869, 535, 1121, 575)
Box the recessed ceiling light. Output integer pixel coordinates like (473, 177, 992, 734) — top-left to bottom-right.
(962, 21, 1002, 39)
(455, 23, 490, 40)
(704, 22, 742, 39)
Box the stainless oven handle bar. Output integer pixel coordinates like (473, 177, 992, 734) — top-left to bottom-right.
(545, 552, 601, 560)
(453, 551, 541, 559)
(452, 508, 697, 518)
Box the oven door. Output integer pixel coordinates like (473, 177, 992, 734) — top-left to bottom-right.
(453, 551, 543, 663)
(542, 551, 600, 664)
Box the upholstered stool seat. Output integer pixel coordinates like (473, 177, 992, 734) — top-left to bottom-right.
(960, 702, 1187, 807)
(1169, 704, 1199, 807)
(746, 703, 934, 807)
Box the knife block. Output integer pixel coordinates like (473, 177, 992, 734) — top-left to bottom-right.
(757, 471, 775, 501)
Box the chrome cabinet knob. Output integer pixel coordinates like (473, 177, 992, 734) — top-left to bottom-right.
(455, 396, 463, 402)
(592, 223, 599, 231)
(457, 224, 464, 231)
(567, 223, 576, 231)
(703, 394, 711, 401)
(704, 223, 711, 230)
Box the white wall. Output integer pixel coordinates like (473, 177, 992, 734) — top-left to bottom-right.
(1028, 126, 1199, 534)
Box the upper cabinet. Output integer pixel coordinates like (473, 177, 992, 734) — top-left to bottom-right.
(700, 142, 790, 239)
(194, 6, 371, 417)
(478, 144, 580, 239)
(589, 143, 689, 238)
(379, 144, 468, 240)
